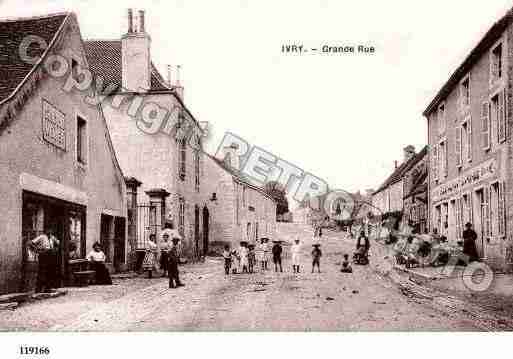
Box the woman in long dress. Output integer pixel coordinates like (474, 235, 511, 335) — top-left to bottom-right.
(257, 238, 265, 270)
(143, 234, 158, 278)
(239, 242, 249, 273)
(87, 242, 112, 285)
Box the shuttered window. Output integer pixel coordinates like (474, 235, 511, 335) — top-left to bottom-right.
(482, 101, 490, 150)
(467, 117, 472, 162)
(498, 182, 506, 237)
(432, 145, 438, 181)
(498, 90, 506, 143)
(455, 126, 462, 166)
(482, 187, 491, 240)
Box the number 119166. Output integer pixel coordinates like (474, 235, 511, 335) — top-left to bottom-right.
(20, 346, 50, 355)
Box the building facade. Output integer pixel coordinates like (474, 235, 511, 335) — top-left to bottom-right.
(424, 8, 513, 271)
(372, 145, 425, 220)
(0, 13, 127, 294)
(202, 151, 277, 248)
(84, 10, 207, 261)
(402, 147, 428, 233)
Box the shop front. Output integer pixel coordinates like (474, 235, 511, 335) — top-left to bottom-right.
(431, 157, 507, 268)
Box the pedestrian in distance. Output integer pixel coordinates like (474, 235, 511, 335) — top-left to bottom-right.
(248, 244, 256, 273)
(340, 253, 352, 273)
(87, 242, 112, 285)
(222, 245, 232, 275)
(231, 249, 240, 274)
(239, 241, 249, 273)
(462, 222, 479, 263)
(159, 231, 171, 278)
(143, 233, 158, 279)
(291, 237, 301, 273)
(272, 240, 283, 272)
(263, 238, 270, 270)
(311, 244, 322, 273)
(168, 237, 184, 288)
(257, 238, 265, 270)
(30, 228, 60, 293)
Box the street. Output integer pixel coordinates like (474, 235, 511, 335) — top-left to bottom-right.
(0, 226, 484, 331)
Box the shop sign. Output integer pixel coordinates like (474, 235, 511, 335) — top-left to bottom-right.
(432, 158, 496, 202)
(42, 100, 66, 150)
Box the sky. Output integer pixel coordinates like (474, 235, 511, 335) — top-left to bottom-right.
(2, 0, 513, 197)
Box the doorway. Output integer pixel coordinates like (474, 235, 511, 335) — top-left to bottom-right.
(202, 206, 209, 255)
(194, 205, 200, 258)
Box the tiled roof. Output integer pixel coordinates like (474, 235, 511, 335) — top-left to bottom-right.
(206, 154, 277, 203)
(0, 13, 68, 102)
(374, 146, 428, 195)
(84, 39, 170, 92)
(423, 7, 513, 116)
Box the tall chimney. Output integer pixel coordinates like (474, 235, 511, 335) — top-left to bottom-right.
(174, 65, 184, 99)
(394, 160, 398, 169)
(121, 9, 151, 91)
(167, 64, 172, 87)
(138, 10, 145, 33)
(127, 9, 133, 33)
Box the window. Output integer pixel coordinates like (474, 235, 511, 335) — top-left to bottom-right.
(455, 126, 462, 167)
(246, 222, 251, 241)
(76, 115, 87, 164)
(492, 182, 506, 237)
(454, 198, 463, 240)
(194, 150, 200, 192)
(255, 222, 259, 241)
(462, 193, 473, 226)
(242, 186, 246, 207)
(178, 197, 185, 237)
(460, 76, 470, 108)
(491, 43, 503, 83)
(438, 103, 445, 134)
(179, 138, 186, 180)
(442, 202, 449, 236)
(462, 118, 472, 162)
(492, 91, 507, 143)
(478, 188, 491, 243)
(482, 101, 491, 150)
(71, 58, 81, 83)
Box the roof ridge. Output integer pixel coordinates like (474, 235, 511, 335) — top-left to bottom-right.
(0, 11, 70, 23)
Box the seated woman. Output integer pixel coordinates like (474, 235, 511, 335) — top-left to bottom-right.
(87, 242, 112, 285)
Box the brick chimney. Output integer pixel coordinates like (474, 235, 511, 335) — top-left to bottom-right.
(121, 9, 151, 92)
(403, 145, 416, 162)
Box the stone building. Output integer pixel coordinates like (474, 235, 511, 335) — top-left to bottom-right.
(84, 10, 207, 262)
(0, 13, 127, 294)
(402, 147, 428, 233)
(423, 7, 513, 270)
(202, 150, 277, 249)
(372, 145, 425, 219)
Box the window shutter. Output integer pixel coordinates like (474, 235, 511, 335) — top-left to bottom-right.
(483, 187, 491, 239)
(498, 91, 506, 143)
(469, 194, 474, 226)
(499, 182, 506, 236)
(456, 126, 462, 166)
(482, 102, 490, 149)
(467, 117, 472, 161)
(432, 145, 438, 181)
(444, 143, 448, 177)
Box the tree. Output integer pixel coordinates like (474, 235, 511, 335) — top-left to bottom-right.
(264, 181, 289, 217)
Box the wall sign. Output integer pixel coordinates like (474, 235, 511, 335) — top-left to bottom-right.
(432, 158, 496, 203)
(42, 100, 66, 150)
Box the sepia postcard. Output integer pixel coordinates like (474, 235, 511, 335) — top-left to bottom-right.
(1, 0, 513, 357)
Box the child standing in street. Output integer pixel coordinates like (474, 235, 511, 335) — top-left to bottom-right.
(248, 244, 256, 273)
(272, 240, 283, 272)
(291, 237, 301, 273)
(340, 253, 352, 273)
(231, 249, 240, 274)
(222, 245, 231, 275)
(311, 244, 322, 273)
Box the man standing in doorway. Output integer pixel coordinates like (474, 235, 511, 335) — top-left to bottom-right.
(31, 229, 60, 293)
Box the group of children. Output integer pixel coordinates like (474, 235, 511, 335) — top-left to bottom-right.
(221, 237, 354, 274)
